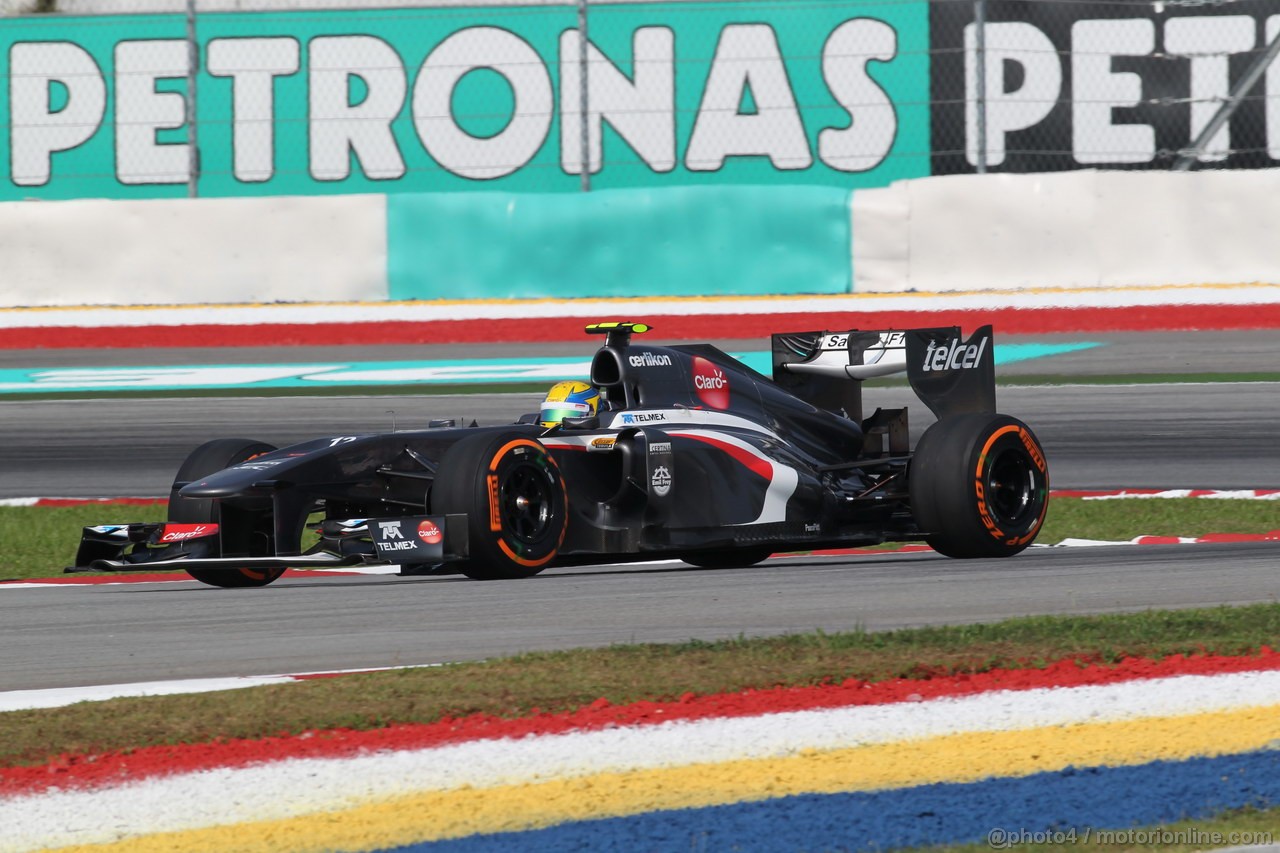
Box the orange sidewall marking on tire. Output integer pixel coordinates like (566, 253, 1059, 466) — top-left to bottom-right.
(1018, 427, 1048, 473)
(975, 425, 1049, 546)
(488, 438, 566, 568)
(498, 539, 557, 568)
(487, 439, 543, 472)
(487, 439, 541, 533)
(974, 425, 1021, 542)
(1014, 426, 1050, 545)
(486, 474, 501, 532)
(239, 568, 267, 581)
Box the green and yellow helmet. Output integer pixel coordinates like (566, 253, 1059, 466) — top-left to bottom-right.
(540, 380, 600, 427)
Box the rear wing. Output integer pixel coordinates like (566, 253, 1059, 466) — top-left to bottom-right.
(771, 326, 996, 421)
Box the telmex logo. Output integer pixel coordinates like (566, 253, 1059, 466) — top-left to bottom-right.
(922, 337, 988, 372)
(692, 356, 731, 409)
(621, 412, 667, 424)
(629, 352, 673, 368)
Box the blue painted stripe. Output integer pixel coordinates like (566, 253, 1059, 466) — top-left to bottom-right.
(0, 344, 1099, 394)
(376, 749, 1280, 852)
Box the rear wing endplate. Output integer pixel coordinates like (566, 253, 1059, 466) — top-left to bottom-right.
(772, 325, 996, 421)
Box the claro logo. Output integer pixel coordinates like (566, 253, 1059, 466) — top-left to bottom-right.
(922, 337, 988, 372)
(692, 356, 731, 409)
(417, 519, 443, 545)
(159, 524, 215, 543)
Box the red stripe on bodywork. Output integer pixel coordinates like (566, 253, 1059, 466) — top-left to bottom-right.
(672, 432, 772, 480)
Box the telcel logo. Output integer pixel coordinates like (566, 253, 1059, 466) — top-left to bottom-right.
(692, 356, 731, 409)
(922, 337, 988, 372)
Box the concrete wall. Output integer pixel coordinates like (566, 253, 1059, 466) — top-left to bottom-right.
(852, 169, 1280, 293)
(5, 169, 1280, 308)
(0, 185, 851, 307)
(0, 195, 386, 307)
(386, 185, 851, 301)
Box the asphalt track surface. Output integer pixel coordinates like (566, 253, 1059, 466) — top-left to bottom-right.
(1, 331, 1278, 692)
(4, 544, 1279, 692)
(3, 381, 1279, 496)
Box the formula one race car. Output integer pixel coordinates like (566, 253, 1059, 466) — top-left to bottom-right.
(72, 322, 1049, 588)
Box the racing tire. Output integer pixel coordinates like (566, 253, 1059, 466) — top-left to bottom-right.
(429, 431, 568, 580)
(908, 413, 1049, 559)
(680, 548, 773, 569)
(169, 438, 283, 588)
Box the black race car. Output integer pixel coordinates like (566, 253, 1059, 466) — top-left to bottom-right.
(72, 322, 1049, 588)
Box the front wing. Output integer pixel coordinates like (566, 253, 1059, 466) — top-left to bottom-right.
(68, 515, 470, 574)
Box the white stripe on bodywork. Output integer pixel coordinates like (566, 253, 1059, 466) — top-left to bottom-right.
(606, 409, 782, 441)
(539, 436, 595, 450)
(667, 429, 798, 525)
(544, 421, 797, 525)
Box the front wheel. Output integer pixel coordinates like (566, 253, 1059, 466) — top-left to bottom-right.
(169, 438, 284, 588)
(908, 414, 1049, 558)
(429, 431, 568, 580)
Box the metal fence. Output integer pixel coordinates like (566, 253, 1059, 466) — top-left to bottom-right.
(931, 0, 1280, 174)
(3, 0, 1279, 199)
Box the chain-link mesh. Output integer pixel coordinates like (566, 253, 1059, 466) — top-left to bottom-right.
(932, 0, 1280, 173)
(3, 0, 1278, 200)
(580, 0, 929, 190)
(3, 0, 192, 194)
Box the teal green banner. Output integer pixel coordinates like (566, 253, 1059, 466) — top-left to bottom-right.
(388, 185, 852, 298)
(0, 1, 929, 200)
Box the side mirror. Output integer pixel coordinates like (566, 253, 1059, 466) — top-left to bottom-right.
(561, 415, 600, 430)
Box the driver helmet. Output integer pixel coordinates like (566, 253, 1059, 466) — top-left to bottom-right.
(540, 380, 600, 427)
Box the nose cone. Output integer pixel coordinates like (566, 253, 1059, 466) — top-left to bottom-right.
(179, 466, 277, 498)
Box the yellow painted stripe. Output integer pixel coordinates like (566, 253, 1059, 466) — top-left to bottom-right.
(52, 704, 1280, 853)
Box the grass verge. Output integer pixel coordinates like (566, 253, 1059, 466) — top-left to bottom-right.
(1, 503, 169, 580)
(1037, 496, 1279, 543)
(3, 602, 1280, 768)
(2, 497, 1276, 582)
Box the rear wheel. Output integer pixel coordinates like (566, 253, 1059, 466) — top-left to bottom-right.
(680, 548, 772, 569)
(908, 414, 1049, 558)
(429, 431, 567, 580)
(169, 439, 283, 588)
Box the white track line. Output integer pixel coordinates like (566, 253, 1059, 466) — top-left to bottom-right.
(0, 664, 443, 713)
